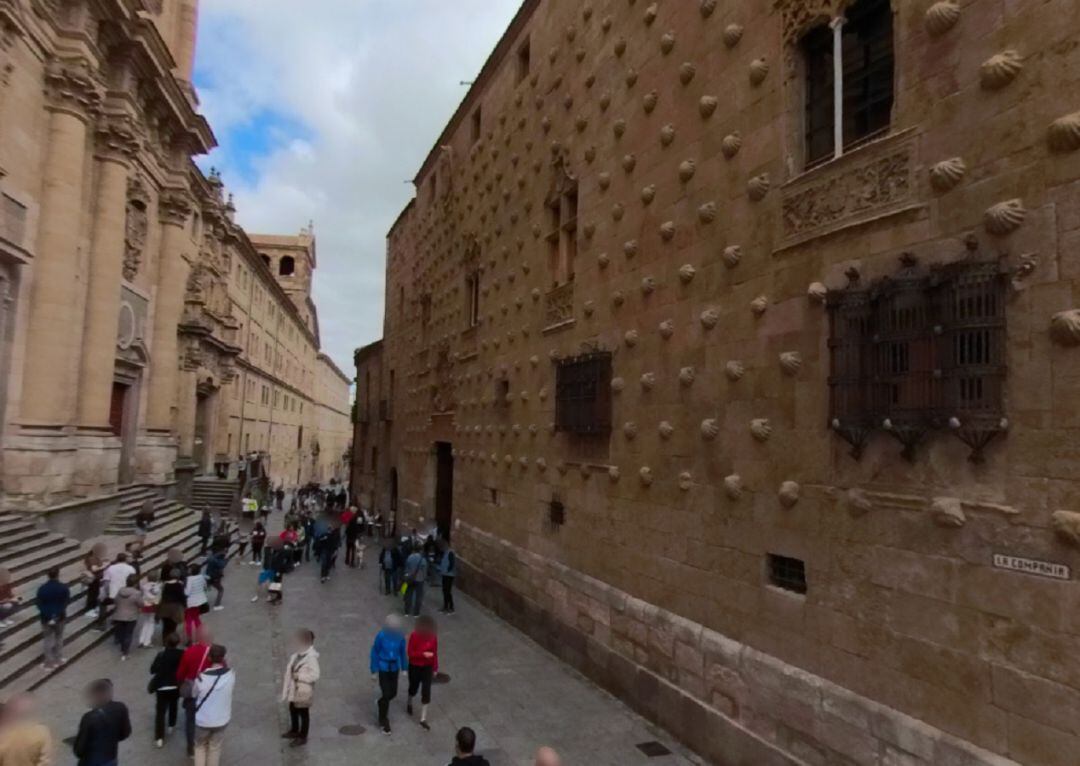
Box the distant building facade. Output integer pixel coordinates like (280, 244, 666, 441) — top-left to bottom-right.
(0, 0, 349, 507)
(354, 1, 1080, 764)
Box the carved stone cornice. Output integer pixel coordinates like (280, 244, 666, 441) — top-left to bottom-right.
(94, 113, 141, 164)
(43, 58, 103, 120)
(773, 0, 841, 43)
(158, 190, 193, 226)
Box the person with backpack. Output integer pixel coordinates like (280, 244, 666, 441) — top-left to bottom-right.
(204, 549, 227, 611)
(402, 546, 427, 617)
(280, 629, 320, 747)
(192, 644, 235, 766)
(437, 541, 458, 614)
(406, 615, 439, 730)
(369, 614, 408, 735)
(148, 632, 184, 748)
(72, 679, 131, 766)
(176, 627, 213, 757)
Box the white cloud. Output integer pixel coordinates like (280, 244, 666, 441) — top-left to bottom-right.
(195, 0, 524, 374)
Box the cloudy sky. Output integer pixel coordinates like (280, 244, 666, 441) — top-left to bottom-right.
(193, 0, 523, 375)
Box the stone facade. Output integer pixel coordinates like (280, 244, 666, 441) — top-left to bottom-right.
(0, 0, 350, 507)
(354, 1, 1080, 764)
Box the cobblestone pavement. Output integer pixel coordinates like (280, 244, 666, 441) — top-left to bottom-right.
(30, 526, 697, 766)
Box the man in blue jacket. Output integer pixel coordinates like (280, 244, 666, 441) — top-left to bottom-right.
(369, 614, 407, 735)
(36, 566, 70, 670)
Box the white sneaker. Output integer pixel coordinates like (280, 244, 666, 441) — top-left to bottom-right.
(250, 595, 259, 602)
(84, 610, 98, 620)
(155, 739, 164, 749)
(212, 606, 224, 612)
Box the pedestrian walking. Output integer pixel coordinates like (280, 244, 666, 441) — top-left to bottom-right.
(72, 679, 131, 766)
(197, 509, 213, 554)
(369, 614, 408, 735)
(534, 746, 563, 766)
(177, 627, 213, 757)
(234, 527, 248, 561)
(112, 574, 142, 661)
(403, 546, 427, 617)
(267, 544, 290, 605)
(438, 541, 457, 614)
(205, 549, 227, 611)
(36, 566, 69, 670)
(81, 545, 108, 621)
(274, 485, 285, 511)
(280, 629, 320, 747)
(133, 499, 154, 546)
(137, 571, 161, 648)
(249, 521, 267, 565)
(447, 726, 491, 766)
(406, 615, 439, 730)
(192, 644, 235, 766)
(157, 567, 186, 645)
(319, 524, 340, 583)
(96, 553, 135, 630)
(0, 693, 53, 766)
(148, 632, 184, 748)
(378, 543, 397, 595)
(0, 566, 23, 629)
(183, 563, 209, 643)
(344, 511, 360, 567)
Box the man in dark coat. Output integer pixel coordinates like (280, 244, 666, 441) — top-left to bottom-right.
(73, 678, 131, 766)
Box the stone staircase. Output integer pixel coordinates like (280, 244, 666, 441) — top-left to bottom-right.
(191, 476, 238, 517)
(0, 489, 218, 692)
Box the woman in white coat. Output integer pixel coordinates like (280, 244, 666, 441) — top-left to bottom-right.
(280, 628, 320, 747)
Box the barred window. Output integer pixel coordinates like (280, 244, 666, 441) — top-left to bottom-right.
(827, 249, 1007, 461)
(554, 352, 612, 435)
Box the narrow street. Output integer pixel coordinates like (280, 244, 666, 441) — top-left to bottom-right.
(30, 527, 696, 766)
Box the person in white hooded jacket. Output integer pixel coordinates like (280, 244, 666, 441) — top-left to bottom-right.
(193, 644, 235, 766)
(280, 628, 321, 747)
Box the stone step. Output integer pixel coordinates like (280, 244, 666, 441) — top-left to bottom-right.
(0, 520, 43, 545)
(0, 512, 236, 691)
(105, 503, 193, 535)
(2, 539, 84, 585)
(0, 527, 69, 557)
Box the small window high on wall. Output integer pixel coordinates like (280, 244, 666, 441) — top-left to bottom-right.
(279, 256, 295, 276)
(802, 0, 894, 167)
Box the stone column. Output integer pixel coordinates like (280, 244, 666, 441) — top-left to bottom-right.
(20, 61, 102, 425)
(174, 0, 199, 88)
(76, 116, 138, 429)
(145, 192, 193, 433)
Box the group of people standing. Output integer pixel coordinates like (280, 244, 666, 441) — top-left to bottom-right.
(378, 529, 458, 617)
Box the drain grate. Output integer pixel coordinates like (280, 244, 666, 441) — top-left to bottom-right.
(339, 724, 366, 736)
(636, 741, 672, 758)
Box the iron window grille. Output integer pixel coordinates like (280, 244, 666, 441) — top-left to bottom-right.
(767, 554, 808, 595)
(554, 351, 612, 435)
(548, 496, 566, 530)
(827, 246, 1008, 461)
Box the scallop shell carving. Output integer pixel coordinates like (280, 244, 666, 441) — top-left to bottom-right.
(778, 481, 801, 508)
(658, 319, 675, 339)
(624, 239, 639, 258)
(660, 124, 676, 146)
(641, 276, 656, 295)
(612, 203, 625, 221)
(679, 159, 697, 183)
(980, 50, 1023, 91)
(1050, 310, 1080, 346)
(678, 472, 693, 491)
(779, 352, 802, 376)
(723, 474, 743, 500)
(643, 91, 658, 113)
(750, 295, 768, 316)
(623, 421, 638, 440)
(583, 301, 595, 317)
(721, 132, 742, 159)
(924, 1, 960, 36)
(679, 263, 696, 284)
(598, 172, 611, 190)
(700, 0, 717, 16)
(930, 157, 966, 193)
(624, 329, 639, 347)
(641, 184, 656, 204)
(679, 366, 696, 386)
(749, 58, 769, 86)
(614, 38, 627, 57)
(700, 419, 720, 441)
(722, 245, 742, 268)
(639, 466, 654, 487)
(725, 360, 745, 381)
(658, 421, 674, 439)
(644, 3, 658, 25)
(700, 308, 720, 330)
(660, 32, 676, 55)
(626, 69, 638, 87)
(679, 62, 696, 84)
(699, 96, 718, 118)
(613, 119, 626, 138)
(723, 24, 744, 48)
(750, 418, 772, 442)
(608, 465, 620, 482)
(807, 282, 828, 303)
(698, 202, 718, 223)
(984, 199, 1026, 235)
(612, 290, 625, 307)
(611, 376, 625, 392)
(597, 252, 610, 269)
(660, 221, 676, 241)
(747, 173, 771, 201)
(846, 488, 873, 517)
(1048, 112, 1080, 153)
(640, 372, 656, 391)
(622, 154, 637, 173)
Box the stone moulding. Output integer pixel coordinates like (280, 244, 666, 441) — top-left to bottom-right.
(777, 129, 922, 251)
(1049, 310, 1080, 346)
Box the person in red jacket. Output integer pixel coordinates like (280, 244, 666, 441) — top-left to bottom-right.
(405, 615, 438, 730)
(175, 626, 214, 757)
